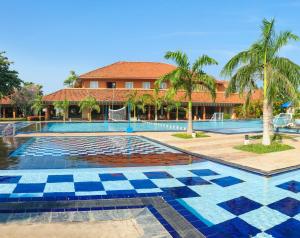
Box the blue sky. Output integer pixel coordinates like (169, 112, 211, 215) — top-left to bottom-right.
(1, 0, 300, 93)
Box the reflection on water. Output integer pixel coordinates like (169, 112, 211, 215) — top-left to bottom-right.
(0, 136, 203, 170)
(0, 137, 29, 169)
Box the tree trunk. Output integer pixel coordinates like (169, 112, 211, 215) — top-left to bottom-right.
(176, 108, 179, 121)
(187, 100, 193, 134)
(133, 106, 136, 120)
(262, 98, 272, 145)
(167, 111, 170, 120)
(89, 111, 91, 121)
(154, 105, 158, 121)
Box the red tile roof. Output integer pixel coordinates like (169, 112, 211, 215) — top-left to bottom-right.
(43, 88, 262, 105)
(79, 61, 177, 79)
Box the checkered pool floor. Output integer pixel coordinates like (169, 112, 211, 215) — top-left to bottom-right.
(10, 136, 178, 157)
(3, 136, 190, 169)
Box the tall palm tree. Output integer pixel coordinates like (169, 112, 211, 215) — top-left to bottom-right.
(125, 90, 140, 120)
(222, 19, 300, 145)
(79, 96, 100, 121)
(53, 99, 70, 122)
(31, 95, 44, 121)
(156, 51, 217, 134)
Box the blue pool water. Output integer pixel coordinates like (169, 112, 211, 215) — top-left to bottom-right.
(1, 135, 300, 237)
(18, 120, 264, 134)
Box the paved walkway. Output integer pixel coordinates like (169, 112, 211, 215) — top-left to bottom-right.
(16, 131, 300, 174)
(136, 132, 300, 174)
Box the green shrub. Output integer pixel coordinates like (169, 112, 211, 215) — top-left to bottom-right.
(172, 132, 209, 139)
(223, 113, 231, 120)
(234, 142, 294, 154)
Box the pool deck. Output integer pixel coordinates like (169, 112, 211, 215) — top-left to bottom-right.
(16, 131, 300, 175)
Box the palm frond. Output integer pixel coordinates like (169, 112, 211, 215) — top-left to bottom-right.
(164, 51, 189, 68)
(221, 50, 252, 77)
(194, 74, 217, 100)
(192, 55, 218, 73)
(272, 31, 299, 55)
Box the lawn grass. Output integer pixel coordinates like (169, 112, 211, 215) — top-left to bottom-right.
(172, 132, 209, 139)
(234, 142, 294, 154)
(249, 134, 296, 140)
(0, 118, 26, 121)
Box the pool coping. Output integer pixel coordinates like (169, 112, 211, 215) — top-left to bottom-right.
(0, 195, 205, 238)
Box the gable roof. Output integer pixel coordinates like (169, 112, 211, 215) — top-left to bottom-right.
(43, 88, 262, 105)
(79, 61, 176, 79)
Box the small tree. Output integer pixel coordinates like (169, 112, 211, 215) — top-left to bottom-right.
(31, 95, 44, 121)
(10, 82, 43, 117)
(152, 88, 164, 121)
(0, 52, 22, 98)
(53, 99, 70, 121)
(174, 101, 182, 120)
(79, 96, 100, 121)
(64, 71, 80, 88)
(125, 90, 140, 120)
(137, 94, 153, 115)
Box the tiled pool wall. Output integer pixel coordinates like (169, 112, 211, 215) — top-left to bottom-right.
(0, 161, 300, 237)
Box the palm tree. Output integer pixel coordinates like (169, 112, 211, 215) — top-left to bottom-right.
(125, 90, 140, 120)
(31, 95, 44, 121)
(156, 51, 217, 134)
(64, 71, 80, 88)
(137, 94, 153, 119)
(152, 88, 164, 121)
(53, 99, 70, 121)
(222, 19, 300, 145)
(174, 101, 182, 121)
(79, 96, 100, 121)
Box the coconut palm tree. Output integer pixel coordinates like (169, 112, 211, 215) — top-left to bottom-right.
(222, 18, 300, 145)
(64, 71, 80, 88)
(53, 99, 70, 121)
(156, 51, 217, 134)
(125, 90, 140, 120)
(31, 95, 44, 121)
(79, 96, 100, 121)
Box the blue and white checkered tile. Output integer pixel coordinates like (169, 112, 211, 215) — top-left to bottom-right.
(10, 136, 179, 157)
(0, 165, 300, 237)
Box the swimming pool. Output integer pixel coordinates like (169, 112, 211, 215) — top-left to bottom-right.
(17, 120, 264, 134)
(0, 135, 300, 237)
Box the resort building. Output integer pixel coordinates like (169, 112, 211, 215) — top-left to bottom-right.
(0, 61, 261, 120)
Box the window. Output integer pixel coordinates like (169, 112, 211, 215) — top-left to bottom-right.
(160, 82, 167, 89)
(107, 82, 116, 88)
(90, 81, 99, 88)
(125, 82, 134, 89)
(142, 82, 151, 89)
